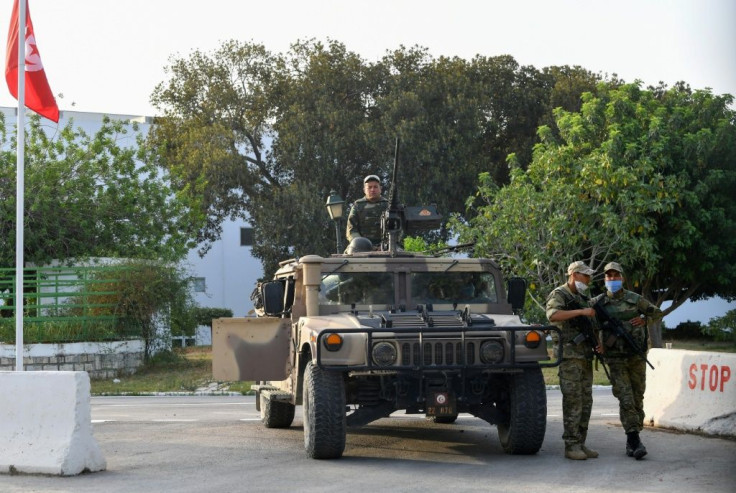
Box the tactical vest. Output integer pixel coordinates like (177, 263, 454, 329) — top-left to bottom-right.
(546, 284, 592, 360)
(346, 197, 388, 245)
(593, 291, 648, 357)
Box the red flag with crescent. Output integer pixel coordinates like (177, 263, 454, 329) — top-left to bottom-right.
(5, 0, 58, 122)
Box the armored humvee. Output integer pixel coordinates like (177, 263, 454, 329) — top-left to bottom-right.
(212, 141, 560, 459)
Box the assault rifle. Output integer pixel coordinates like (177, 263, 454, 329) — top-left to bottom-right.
(593, 299, 655, 370)
(566, 298, 610, 380)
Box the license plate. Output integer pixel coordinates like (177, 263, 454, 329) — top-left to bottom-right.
(426, 392, 456, 417)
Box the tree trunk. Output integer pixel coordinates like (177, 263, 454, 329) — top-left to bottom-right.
(649, 319, 663, 348)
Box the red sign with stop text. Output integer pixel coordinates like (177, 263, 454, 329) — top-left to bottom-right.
(688, 363, 732, 392)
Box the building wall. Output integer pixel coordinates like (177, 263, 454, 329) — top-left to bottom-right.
(2, 106, 263, 318)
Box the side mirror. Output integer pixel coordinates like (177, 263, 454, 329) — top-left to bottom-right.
(507, 277, 527, 314)
(261, 281, 285, 316)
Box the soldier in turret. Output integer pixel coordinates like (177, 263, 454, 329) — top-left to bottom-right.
(346, 175, 389, 249)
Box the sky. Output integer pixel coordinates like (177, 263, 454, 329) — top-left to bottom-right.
(1, 0, 734, 324)
(1, 0, 733, 116)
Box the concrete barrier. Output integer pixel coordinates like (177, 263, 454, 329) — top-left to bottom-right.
(644, 348, 736, 437)
(0, 371, 107, 475)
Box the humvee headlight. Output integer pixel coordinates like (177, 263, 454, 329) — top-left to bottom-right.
(323, 333, 343, 352)
(524, 330, 542, 349)
(480, 340, 504, 364)
(371, 342, 397, 367)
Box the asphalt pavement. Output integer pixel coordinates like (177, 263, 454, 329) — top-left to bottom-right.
(1, 388, 734, 493)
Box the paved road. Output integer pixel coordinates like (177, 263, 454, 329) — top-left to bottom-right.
(1, 388, 734, 492)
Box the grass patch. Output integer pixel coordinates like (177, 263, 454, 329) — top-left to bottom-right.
(661, 339, 736, 353)
(90, 346, 252, 395)
(0, 318, 132, 344)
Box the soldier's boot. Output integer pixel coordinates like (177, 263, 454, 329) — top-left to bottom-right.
(564, 443, 587, 460)
(580, 432, 599, 458)
(581, 444, 599, 458)
(626, 432, 647, 460)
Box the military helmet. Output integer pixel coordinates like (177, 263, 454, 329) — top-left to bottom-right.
(346, 237, 373, 254)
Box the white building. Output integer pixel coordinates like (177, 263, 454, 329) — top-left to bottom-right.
(2, 107, 263, 327)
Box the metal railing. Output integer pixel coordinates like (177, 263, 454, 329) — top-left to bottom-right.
(0, 265, 141, 343)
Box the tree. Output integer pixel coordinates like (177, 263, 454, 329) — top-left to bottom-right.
(452, 82, 736, 346)
(0, 113, 193, 267)
(705, 309, 736, 343)
(148, 39, 603, 276)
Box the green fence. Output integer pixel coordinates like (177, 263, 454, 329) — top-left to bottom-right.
(0, 266, 141, 343)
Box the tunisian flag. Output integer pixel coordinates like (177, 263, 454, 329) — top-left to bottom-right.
(5, 0, 58, 122)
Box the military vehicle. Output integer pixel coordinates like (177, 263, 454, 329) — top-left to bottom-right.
(212, 141, 560, 459)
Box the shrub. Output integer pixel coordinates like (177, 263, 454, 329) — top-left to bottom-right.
(191, 307, 234, 327)
(703, 309, 736, 344)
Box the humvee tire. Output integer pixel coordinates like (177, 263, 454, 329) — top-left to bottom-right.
(260, 394, 295, 428)
(497, 367, 546, 454)
(303, 361, 346, 459)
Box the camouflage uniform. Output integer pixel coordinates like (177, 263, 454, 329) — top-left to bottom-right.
(546, 283, 594, 448)
(346, 197, 389, 246)
(593, 289, 662, 434)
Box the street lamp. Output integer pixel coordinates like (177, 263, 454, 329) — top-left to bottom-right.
(325, 190, 345, 254)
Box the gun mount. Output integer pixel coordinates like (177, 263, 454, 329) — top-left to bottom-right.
(380, 138, 442, 256)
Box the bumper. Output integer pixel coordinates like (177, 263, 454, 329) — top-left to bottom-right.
(315, 325, 561, 372)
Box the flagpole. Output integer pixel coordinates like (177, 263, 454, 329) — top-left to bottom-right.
(15, 0, 27, 371)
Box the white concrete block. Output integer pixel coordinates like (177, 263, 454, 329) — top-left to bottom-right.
(0, 371, 107, 476)
(644, 348, 736, 437)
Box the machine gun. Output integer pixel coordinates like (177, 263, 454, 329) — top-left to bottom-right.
(380, 138, 442, 256)
(565, 298, 610, 380)
(593, 299, 655, 370)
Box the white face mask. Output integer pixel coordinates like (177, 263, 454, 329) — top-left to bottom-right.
(574, 280, 589, 293)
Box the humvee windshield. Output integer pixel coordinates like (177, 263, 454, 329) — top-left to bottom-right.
(319, 270, 497, 306)
(410, 272, 497, 305)
(320, 272, 395, 305)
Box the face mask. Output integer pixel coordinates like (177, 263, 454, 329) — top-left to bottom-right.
(574, 280, 589, 293)
(605, 280, 623, 293)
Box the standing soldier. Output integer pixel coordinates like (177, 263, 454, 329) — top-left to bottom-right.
(594, 261, 663, 460)
(546, 261, 599, 460)
(346, 175, 389, 249)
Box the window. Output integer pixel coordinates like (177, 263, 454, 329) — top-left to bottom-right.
(320, 272, 395, 305)
(240, 227, 254, 246)
(193, 277, 206, 293)
(409, 272, 497, 305)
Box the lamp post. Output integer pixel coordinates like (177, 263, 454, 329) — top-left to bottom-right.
(325, 190, 345, 254)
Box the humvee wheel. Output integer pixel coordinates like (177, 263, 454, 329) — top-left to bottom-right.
(303, 361, 346, 459)
(497, 367, 546, 454)
(260, 394, 295, 428)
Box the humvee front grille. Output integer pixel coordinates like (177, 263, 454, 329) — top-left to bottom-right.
(400, 341, 477, 366)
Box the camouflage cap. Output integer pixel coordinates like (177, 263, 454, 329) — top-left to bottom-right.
(567, 260, 595, 276)
(363, 174, 380, 184)
(603, 261, 624, 274)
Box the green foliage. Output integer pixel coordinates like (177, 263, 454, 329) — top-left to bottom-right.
(452, 82, 736, 337)
(0, 113, 195, 266)
(704, 309, 736, 343)
(402, 236, 449, 255)
(191, 307, 233, 328)
(666, 321, 708, 340)
(77, 261, 195, 359)
(148, 39, 601, 276)
(0, 318, 121, 344)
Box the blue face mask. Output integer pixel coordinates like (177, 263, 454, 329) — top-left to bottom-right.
(605, 280, 623, 293)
